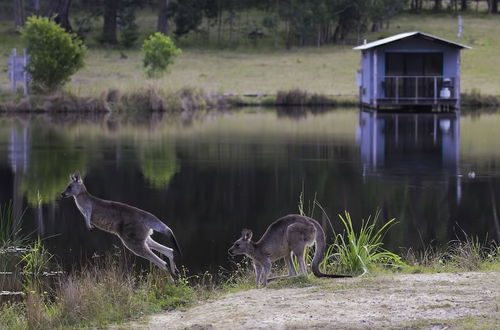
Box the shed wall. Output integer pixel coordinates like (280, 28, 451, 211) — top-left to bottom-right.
(361, 50, 372, 104)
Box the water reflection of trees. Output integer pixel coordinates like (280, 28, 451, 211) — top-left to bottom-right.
(139, 142, 179, 189)
(21, 125, 86, 206)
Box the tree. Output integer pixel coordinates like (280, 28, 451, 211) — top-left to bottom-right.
(492, 0, 499, 13)
(460, 0, 468, 11)
(157, 0, 169, 34)
(46, 0, 73, 31)
(21, 16, 86, 91)
(142, 32, 181, 78)
(434, 0, 442, 11)
(101, 0, 118, 43)
(14, 0, 26, 28)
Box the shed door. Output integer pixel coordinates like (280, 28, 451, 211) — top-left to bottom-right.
(385, 53, 443, 98)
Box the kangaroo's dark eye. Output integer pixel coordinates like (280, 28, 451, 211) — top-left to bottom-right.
(235, 243, 240, 247)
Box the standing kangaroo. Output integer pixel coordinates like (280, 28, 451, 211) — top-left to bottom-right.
(228, 214, 351, 286)
(61, 173, 181, 275)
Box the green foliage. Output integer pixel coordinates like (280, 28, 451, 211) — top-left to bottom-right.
(142, 32, 181, 78)
(20, 16, 86, 91)
(327, 211, 404, 275)
(0, 302, 26, 329)
(139, 143, 179, 189)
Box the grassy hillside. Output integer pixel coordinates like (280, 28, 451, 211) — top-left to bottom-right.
(0, 12, 499, 98)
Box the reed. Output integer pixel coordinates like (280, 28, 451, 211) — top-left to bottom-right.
(19, 239, 55, 295)
(0, 201, 26, 249)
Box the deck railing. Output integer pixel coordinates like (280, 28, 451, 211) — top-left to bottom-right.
(383, 76, 456, 104)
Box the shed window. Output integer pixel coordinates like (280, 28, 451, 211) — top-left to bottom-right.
(385, 53, 443, 76)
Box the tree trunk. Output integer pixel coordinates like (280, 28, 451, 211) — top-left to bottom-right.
(493, 0, 498, 13)
(14, 0, 26, 28)
(157, 0, 169, 34)
(102, 0, 118, 44)
(460, 0, 468, 11)
(433, 0, 442, 11)
(371, 21, 382, 32)
(47, 0, 73, 32)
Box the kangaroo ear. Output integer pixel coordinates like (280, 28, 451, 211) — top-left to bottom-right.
(73, 172, 83, 183)
(242, 229, 252, 241)
(70, 173, 76, 181)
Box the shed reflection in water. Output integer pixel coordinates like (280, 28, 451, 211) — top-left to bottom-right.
(358, 111, 462, 201)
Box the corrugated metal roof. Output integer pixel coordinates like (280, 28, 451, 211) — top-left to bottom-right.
(353, 31, 470, 50)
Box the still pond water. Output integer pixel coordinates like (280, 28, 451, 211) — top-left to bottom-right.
(0, 108, 499, 274)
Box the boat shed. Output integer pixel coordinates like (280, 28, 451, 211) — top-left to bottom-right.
(354, 31, 470, 110)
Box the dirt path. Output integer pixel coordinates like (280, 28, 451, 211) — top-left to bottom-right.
(138, 272, 500, 329)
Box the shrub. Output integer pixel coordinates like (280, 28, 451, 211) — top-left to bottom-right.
(20, 16, 86, 92)
(325, 211, 404, 275)
(142, 32, 181, 78)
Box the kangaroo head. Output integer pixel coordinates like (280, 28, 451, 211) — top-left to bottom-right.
(61, 173, 86, 198)
(228, 228, 253, 256)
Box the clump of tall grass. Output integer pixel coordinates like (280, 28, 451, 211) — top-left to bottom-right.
(448, 235, 487, 271)
(275, 89, 341, 107)
(119, 86, 225, 112)
(403, 244, 447, 270)
(55, 260, 149, 326)
(324, 211, 404, 275)
(0, 250, 204, 329)
(462, 89, 500, 108)
(18, 237, 55, 293)
(403, 234, 498, 272)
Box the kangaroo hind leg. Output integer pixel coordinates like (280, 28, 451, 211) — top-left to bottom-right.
(146, 237, 178, 275)
(122, 239, 169, 272)
(285, 252, 297, 277)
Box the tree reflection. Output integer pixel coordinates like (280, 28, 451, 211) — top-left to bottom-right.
(21, 125, 86, 206)
(139, 142, 178, 189)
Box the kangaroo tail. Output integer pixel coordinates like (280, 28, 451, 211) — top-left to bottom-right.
(156, 222, 182, 257)
(311, 218, 351, 278)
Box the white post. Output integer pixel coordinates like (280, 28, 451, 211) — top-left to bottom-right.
(373, 50, 378, 108)
(415, 77, 418, 103)
(395, 77, 399, 104)
(457, 16, 463, 39)
(433, 76, 437, 104)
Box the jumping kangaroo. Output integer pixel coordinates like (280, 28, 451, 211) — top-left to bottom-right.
(61, 173, 181, 275)
(228, 214, 351, 286)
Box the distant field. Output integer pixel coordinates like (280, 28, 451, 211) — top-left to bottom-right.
(0, 12, 499, 98)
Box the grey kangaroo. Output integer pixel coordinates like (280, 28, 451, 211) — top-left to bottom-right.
(61, 173, 181, 275)
(228, 214, 351, 286)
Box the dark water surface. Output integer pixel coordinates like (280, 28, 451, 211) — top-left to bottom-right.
(0, 108, 499, 274)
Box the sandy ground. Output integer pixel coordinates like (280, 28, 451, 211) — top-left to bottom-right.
(135, 271, 500, 329)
